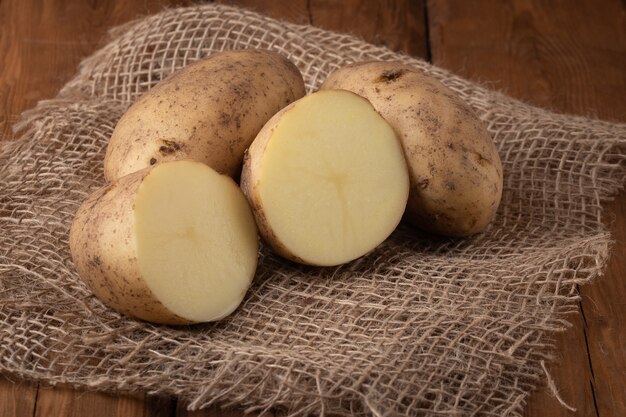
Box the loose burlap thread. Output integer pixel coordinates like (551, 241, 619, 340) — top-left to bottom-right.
(1, 4, 625, 416)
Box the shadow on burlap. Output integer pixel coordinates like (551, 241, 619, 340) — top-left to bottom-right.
(1, 4, 625, 416)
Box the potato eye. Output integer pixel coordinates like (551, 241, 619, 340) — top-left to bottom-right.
(376, 69, 405, 83)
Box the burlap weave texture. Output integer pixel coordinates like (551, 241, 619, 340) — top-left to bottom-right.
(1, 4, 625, 416)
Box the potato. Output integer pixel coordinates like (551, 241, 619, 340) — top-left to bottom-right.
(70, 160, 259, 324)
(321, 62, 503, 237)
(104, 49, 306, 182)
(241, 90, 409, 266)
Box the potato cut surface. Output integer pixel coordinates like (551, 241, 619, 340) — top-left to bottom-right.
(135, 161, 258, 322)
(246, 90, 409, 266)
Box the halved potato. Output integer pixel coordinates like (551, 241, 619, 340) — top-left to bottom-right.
(70, 160, 258, 324)
(241, 90, 409, 266)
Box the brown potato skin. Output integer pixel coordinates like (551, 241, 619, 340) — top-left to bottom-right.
(321, 62, 503, 237)
(104, 49, 306, 182)
(69, 166, 190, 325)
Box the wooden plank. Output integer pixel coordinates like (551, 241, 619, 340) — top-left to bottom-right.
(427, 0, 625, 122)
(0, 376, 37, 417)
(217, 0, 309, 24)
(427, 0, 625, 416)
(0, 0, 193, 137)
(523, 315, 597, 416)
(34, 385, 174, 417)
(586, 196, 626, 414)
(309, 0, 428, 58)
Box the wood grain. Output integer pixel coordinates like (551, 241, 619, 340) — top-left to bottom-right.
(309, 0, 428, 58)
(586, 197, 626, 415)
(427, 0, 625, 122)
(34, 385, 174, 417)
(0, 377, 37, 417)
(0, 0, 192, 137)
(217, 0, 309, 24)
(427, 1, 625, 416)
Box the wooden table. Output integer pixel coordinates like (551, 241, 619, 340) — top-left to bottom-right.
(1, 1, 623, 416)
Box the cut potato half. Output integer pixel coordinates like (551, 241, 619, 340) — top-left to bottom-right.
(69, 160, 258, 324)
(241, 90, 409, 266)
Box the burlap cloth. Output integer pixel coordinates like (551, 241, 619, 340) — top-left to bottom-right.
(1, 4, 624, 416)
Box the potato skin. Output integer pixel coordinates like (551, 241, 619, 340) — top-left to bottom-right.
(321, 62, 503, 237)
(104, 49, 306, 182)
(69, 167, 190, 325)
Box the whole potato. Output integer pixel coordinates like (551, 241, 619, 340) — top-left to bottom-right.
(104, 49, 306, 181)
(321, 62, 503, 237)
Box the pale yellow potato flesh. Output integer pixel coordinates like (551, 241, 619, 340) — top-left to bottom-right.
(242, 90, 409, 266)
(135, 161, 258, 322)
(69, 160, 258, 324)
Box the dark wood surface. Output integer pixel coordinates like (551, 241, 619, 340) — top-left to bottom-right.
(0, 1, 623, 416)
